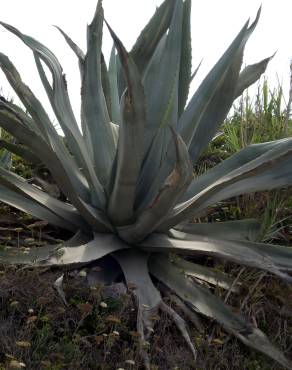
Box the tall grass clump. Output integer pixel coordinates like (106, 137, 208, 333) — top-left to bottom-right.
(223, 80, 292, 154)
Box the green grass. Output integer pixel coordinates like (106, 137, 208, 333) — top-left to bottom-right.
(223, 80, 291, 153)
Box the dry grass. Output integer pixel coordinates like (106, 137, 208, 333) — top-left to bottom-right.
(0, 262, 291, 370)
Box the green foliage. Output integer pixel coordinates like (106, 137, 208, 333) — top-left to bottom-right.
(223, 80, 292, 153)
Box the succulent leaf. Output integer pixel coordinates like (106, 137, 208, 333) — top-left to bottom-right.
(179, 8, 262, 163)
(178, 0, 192, 117)
(0, 139, 42, 165)
(108, 46, 122, 125)
(142, 233, 292, 281)
(130, 0, 176, 74)
(119, 131, 192, 243)
(150, 256, 292, 370)
(164, 140, 292, 228)
(172, 219, 262, 242)
(81, 0, 116, 189)
(106, 22, 146, 225)
(235, 54, 275, 99)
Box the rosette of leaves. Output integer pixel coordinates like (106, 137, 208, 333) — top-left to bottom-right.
(0, 0, 291, 368)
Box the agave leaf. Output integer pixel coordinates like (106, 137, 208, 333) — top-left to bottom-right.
(178, 0, 192, 117)
(0, 184, 75, 231)
(34, 55, 106, 208)
(0, 232, 127, 266)
(130, 0, 176, 74)
(106, 23, 146, 226)
(0, 96, 42, 135)
(113, 249, 166, 369)
(0, 139, 42, 165)
(150, 256, 292, 370)
(44, 232, 128, 266)
(54, 27, 111, 164)
(109, 121, 119, 145)
(178, 20, 247, 147)
(134, 35, 169, 203)
(101, 52, 112, 121)
(140, 233, 292, 282)
(135, 126, 173, 211)
(135, 0, 184, 204)
(172, 256, 240, 292)
(0, 243, 59, 265)
(235, 54, 275, 99)
(114, 249, 161, 310)
(118, 131, 192, 243)
(0, 21, 100, 187)
(247, 243, 292, 272)
(0, 165, 87, 230)
(188, 55, 242, 163)
(190, 59, 203, 82)
(136, 130, 192, 213)
(81, 0, 116, 188)
(0, 108, 109, 231)
(182, 139, 285, 202)
(163, 138, 292, 229)
(0, 53, 92, 203)
(179, 8, 261, 162)
(108, 46, 121, 125)
(54, 25, 85, 76)
(172, 219, 261, 242)
(54, 25, 100, 147)
(0, 106, 86, 198)
(143, 0, 183, 152)
(54, 26, 85, 61)
(137, 126, 194, 213)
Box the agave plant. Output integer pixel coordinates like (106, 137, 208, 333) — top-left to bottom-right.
(0, 0, 291, 368)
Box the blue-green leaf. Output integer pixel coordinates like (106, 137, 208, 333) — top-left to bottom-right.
(179, 8, 261, 164)
(178, 0, 192, 117)
(106, 23, 146, 226)
(81, 0, 116, 188)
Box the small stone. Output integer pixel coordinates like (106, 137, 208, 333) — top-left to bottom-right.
(9, 360, 26, 369)
(5, 354, 15, 360)
(105, 315, 121, 324)
(26, 316, 38, 324)
(40, 361, 51, 367)
(15, 341, 31, 348)
(14, 228, 23, 233)
(125, 359, 135, 365)
(99, 301, 108, 308)
(112, 331, 119, 336)
(24, 238, 35, 243)
(33, 221, 48, 228)
(10, 301, 19, 307)
(28, 308, 34, 314)
(79, 270, 87, 277)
